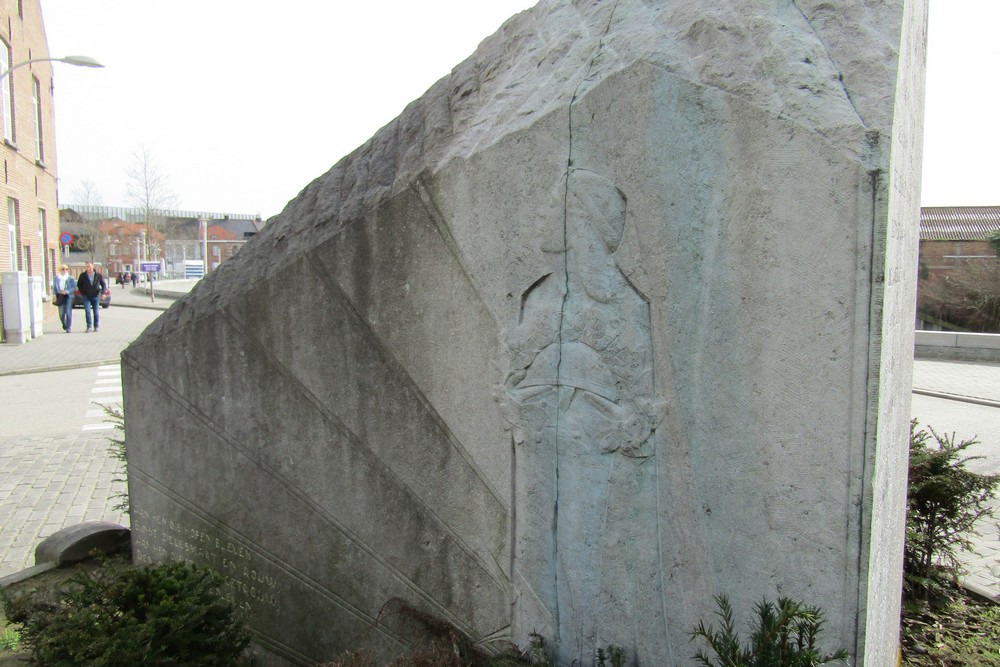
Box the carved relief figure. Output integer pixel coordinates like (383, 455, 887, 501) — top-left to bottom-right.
(501, 169, 664, 663)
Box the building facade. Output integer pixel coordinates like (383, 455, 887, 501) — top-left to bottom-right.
(0, 0, 59, 339)
(918, 206, 1000, 331)
(919, 206, 1000, 279)
(62, 205, 263, 279)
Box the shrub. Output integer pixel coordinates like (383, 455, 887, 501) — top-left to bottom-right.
(905, 420, 999, 602)
(690, 594, 849, 667)
(0, 624, 19, 652)
(2, 558, 250, 667)
(102, 403, 129, 516)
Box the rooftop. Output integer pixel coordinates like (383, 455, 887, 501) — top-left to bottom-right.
(921, 206, 1000, 241)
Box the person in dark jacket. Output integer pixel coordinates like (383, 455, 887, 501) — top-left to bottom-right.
(77, 262, 107, 332)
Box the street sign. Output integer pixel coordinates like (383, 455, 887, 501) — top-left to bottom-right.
(140, 262, 161, 273)
(59, 232, 74, 245)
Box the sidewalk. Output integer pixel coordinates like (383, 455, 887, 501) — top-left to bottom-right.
(911, 358, 1000, 600)
(0, 283, 185, 377)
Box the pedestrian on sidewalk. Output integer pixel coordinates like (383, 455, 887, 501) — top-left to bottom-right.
(77, 262, 107, 333)
(52, 264, 76, 332)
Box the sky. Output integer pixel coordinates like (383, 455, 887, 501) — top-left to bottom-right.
(40, 0, 539, 219)
(39, 1, 998, 220)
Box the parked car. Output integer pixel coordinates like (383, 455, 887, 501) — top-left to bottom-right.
(73, 286, 112, 309)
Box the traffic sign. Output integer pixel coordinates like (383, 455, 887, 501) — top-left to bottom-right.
(59, 232, 74, 245)
(140, 262, 161, 273)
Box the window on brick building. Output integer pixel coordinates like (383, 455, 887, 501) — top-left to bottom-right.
(7, 222, 14, 271)
(8, 197, 19, 270)
(32, 76, 43, 162)
(7, 197, 18, 270)
(38, 207, 48, 286)
(0, 40, 13, 143)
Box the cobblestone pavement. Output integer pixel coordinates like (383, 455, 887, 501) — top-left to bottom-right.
(0, 432, 128, 576)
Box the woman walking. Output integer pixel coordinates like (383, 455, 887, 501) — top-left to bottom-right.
(53, 265, 77, 332)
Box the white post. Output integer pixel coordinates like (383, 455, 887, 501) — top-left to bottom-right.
(200, 217, 209, 276)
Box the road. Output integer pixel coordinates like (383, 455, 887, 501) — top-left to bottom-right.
(0, 365, 122, 438)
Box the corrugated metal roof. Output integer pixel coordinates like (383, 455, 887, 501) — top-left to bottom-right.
(921, 206, 1000, 241)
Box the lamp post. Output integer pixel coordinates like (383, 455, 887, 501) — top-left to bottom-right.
(0, 55, 103, 83)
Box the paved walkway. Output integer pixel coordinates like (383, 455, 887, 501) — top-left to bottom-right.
(0, 283, 179, 377)
(911, 359, 1000, 599)
(0, 294, 997, 600)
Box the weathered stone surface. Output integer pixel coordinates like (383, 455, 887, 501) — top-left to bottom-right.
(123, 2, 927, 665)
(34, 521, 130, 566)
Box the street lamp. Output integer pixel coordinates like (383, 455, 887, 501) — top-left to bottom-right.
(0, 55, 103, 82)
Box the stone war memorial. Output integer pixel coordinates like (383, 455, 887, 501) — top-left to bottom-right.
(123, 1, 927, 665)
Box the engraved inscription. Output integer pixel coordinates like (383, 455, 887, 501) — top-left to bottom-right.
(133, 508, 280, 612)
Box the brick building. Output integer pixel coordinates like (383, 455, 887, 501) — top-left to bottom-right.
(0, 0, 60, 340)
(919, 206, 1000, 279)
(62, 205, 263, 278)
(918, 206, 1000, 331)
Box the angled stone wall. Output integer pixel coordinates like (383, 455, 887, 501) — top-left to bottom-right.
(123, 1, 927, 665)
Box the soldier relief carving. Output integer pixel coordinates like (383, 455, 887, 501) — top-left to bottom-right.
(500, 169, 667, 662)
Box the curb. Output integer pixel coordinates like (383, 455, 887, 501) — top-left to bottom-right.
(912, 387, 1000, 409)
(0, 358, 120, 377)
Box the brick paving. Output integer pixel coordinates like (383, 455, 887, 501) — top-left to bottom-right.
(0, 433, 128, 575)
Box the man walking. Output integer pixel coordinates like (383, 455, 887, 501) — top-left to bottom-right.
(77, 262, 107, 332)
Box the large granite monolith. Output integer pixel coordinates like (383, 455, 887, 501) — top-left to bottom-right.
(123, 2, 927, 665)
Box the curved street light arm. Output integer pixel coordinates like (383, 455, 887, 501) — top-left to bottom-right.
(0, 55, 104, 83)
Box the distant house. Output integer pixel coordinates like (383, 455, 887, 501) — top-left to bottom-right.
(162, 216, 264, 276)
(61, 205, 264, 279)
(919, 206, 1000, 280)
(918, 206, 1000, 331)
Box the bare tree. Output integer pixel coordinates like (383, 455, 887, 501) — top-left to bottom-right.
(125, 146, 176, 260)
(65, 180, 105, 261)
(73, 178, 104, 207)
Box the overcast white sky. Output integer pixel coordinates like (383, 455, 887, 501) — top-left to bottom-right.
(40, 0, 539, 219)
(39, 1, 996, 219)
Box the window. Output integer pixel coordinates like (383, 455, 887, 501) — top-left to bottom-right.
(0, 41, 12, 143)
(32, 76, 42, 161)
(7, 222, 14, 270)
(8, 197, 18, 269)
(38, 208, 47, 285)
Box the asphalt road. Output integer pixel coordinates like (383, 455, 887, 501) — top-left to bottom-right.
(0, 365, 123, 439)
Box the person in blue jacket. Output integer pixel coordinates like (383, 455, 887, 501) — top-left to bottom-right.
(52, 264, 77, 332)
